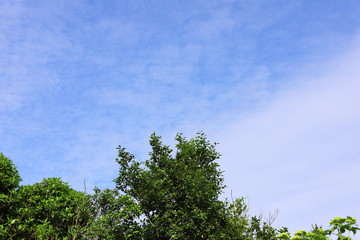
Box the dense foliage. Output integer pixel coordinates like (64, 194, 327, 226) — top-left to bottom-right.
(115, 133, 236, 239)
(0, 133, 359, 239)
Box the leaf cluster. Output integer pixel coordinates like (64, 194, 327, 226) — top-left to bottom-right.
(275, 217, 360, 240)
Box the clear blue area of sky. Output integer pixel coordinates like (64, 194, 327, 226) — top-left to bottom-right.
(1, 0, 360, 233)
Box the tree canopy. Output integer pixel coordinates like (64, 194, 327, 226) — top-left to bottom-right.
(115, 133, 235, 239)
(0, 133, 359, 239)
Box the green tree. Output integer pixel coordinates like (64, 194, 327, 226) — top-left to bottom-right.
(0, 153, 21, 195)
(114, 132, 241, 239)
(0, 153, 22, 235)
(1, 177, 91, 239)
(83, 188, 143, 239)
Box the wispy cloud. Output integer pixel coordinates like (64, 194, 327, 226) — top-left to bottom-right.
(215, 36, 360, 231)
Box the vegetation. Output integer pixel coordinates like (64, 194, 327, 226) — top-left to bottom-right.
(0, 134, 359, 239)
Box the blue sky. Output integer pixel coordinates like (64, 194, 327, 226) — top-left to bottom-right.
(1, 0, 360, 233)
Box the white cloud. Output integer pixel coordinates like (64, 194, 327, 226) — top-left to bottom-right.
(215, 36, 360, 232)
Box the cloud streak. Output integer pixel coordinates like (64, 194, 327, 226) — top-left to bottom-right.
(215, 36, 360, 232)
